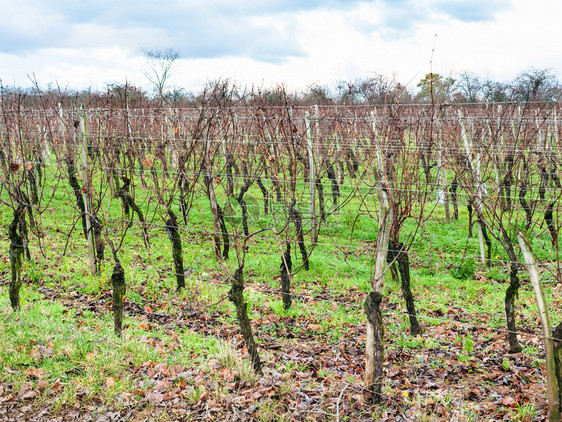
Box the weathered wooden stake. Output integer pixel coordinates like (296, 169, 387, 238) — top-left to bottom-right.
(305, 111, 316, 243)
(518, 232, 561, 421)
(79, 107, 97, 275)
(459, 112, 487, 265)
(364, 184, 393, 402)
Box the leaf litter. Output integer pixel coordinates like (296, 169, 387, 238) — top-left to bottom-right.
(0, 272, 553, 421)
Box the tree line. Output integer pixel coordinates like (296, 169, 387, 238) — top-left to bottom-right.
(3, 67, 560, 111)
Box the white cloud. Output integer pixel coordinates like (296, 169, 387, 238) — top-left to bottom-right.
(0, 0, 560, 93)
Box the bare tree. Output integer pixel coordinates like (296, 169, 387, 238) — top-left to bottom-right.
(336, 74, 411, 105)
(510, 68, 560, 103)
(141, 48, 180, 104)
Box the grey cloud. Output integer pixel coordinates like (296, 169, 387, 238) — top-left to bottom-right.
(2, 0, 358, 61)
(375, 0, 511, 38)
(0, 0, 511, 61)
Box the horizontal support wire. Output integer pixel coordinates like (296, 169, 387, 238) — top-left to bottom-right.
(2, 102, 562, 358)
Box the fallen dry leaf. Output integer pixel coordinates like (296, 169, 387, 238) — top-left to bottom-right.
(37, 345, 53, 358)
(502, 396, 517, 408)
(146, 392, 163, 405)
(18, 383, 38, 400)
(24, 367, 45, 379)
(51, 379, 65, 392)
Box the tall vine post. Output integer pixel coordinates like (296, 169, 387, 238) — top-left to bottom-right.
(518, 232, 561, 421)
(305, 111, 316, 244)
(364, 183, 393, 403)
(79, 106, 97, 275)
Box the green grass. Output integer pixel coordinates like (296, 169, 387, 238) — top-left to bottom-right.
(0, 293, 239, 410)
(0, 156, 559, 420)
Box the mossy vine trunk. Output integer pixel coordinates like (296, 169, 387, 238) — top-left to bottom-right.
(256, 178, 269, 216)
(388, 240, 422, 336)
(327, 163, 340, 207)
(502, 227, 522, 353)
(290, 201, 309, 270)
(228, 266, 262, 374)
(9, 205, 26, 311)
(166, 210, 185, 291)
(67, 157, 104, 264)
(237, 181, 252, 237)
(117, 176, 149, 249)
(546, 201, 557, 247)
(553, 322, 562, 416)
(316, 177, 325, 223)
(519, 157, 532, 230)
(216, 204, 229, 260)
(280, 242, 292, 310)
(111, 261, 126, 337)
(467, 201, 474, 238)
(450, 177, 459, 220)
(66, 157, 88, 238)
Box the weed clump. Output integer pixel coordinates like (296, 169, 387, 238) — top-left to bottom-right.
(450, 259, 475, 280)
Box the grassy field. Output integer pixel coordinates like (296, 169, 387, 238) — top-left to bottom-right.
(0, 161, 560, 421)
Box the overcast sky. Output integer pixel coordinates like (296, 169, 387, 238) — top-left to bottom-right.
(1, 0, 560, 94)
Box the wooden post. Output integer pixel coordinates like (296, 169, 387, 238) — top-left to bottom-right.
(518, 232, 561, 421)
(555, 109, 559, 144)
(364, 139, 393, 402)
(491, 106, 507, 209)
(79, 106, 97, 276)
(459, 112, 486, 265)
(305, 111, 316, 243)
(58, 103, 67, 151)
(39, 124, 50, 160)
(554, 323, 562, 422)
(436, 118, 448, 214)
(439, 110, 450, 220)
(364, 181, 393, 402)
(369, 110, 377, 149)
(313, 104, 320, 138)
